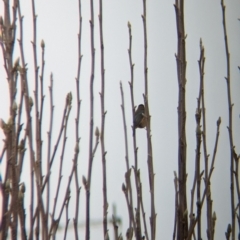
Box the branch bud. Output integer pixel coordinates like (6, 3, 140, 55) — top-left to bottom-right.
(217, 117, 221, 126)
(41, 39, 45, 48)
(29, 96, 34, 108)
(122, 183, 126, 192)
(12, 101, 17, 112)
(0, 16, 3, 26)
(95, 126, 99, 137)
(66, 92, 72, 106)
(82, 175, 88, 189)
(74, 142, 79, 153)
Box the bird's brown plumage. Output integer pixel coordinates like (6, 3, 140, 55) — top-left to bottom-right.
(133, 104, 146, 135)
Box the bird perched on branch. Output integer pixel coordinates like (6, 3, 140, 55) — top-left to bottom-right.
(133, 104, 146, 136)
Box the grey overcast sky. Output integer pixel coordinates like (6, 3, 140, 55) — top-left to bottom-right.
(0, 0, 240, 239)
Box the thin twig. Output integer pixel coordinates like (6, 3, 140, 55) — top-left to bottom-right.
(221, 1, 235, 238)
(52, 94, 72, 219)
(127, 21, 140, 238)
(174, 0, 188, 238)
(86, 0, 96, 238)
(98, 0, 108, 236)
(187, 118, 221, 239)
(73, 0, 82, 239)
(46, 74, 54, 237)
(142, 0, 156, 239)
(120, 81, 135, 230)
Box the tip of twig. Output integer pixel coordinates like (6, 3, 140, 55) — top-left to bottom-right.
(95, 127, 100, 137)
(41, 39, 45, 48)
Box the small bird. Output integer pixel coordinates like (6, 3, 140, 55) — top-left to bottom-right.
(133, 104, 146, 136)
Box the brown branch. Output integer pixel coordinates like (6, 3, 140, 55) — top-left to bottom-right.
(18, 183, 27, 240)
(63, 194, 70, 240)
(142, 0, 156, 239)
(98, 0, 108, 236)
(221, 1, 236, 238)
(73, 0, 82, 239)
(187, 117, 221, 239)
(120, 81, 135, 231)
(127, 21, 141, 239)
(46, 74, 54, 237)
(198, 40, 214, 240)
(1, 0, 19, 238)
(49, 153, 77, 239)
(138, 170, 149, 240)
(39, 98, 68, 195)
(173, 171, 179, 240)
(85, 0, 96, 238)
(52, 93, 72, 219)
(174, 0, 188, 238)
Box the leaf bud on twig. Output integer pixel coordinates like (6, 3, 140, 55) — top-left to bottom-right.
(41, 39, 45, 48)
(29, 96, 34, 108)
(183, 208, 188, 217)
(20, 182, 25, 193)
(12, 101, 17, 113)
(118, 235, 123, 240)
(196, 124, 202, 135)
(122, 183, 126, 193)
(217, 117, 221, 126)
(74, 142, 79, 153)
(126, 227, 133, 239)
(13, 57, 19, 71)
(0, 118, 7, 134)
(7, 116, 13, 126)
(66, 92, 72, 106)
(5, 179, 11, 193)
(0, 16, 3, 26)
(18, 139, 25, 152)
(104, 231, 109, 240)
(212, 211, 217, 221)
(82, 175, 88, 189)
(95, 126, 99, 137)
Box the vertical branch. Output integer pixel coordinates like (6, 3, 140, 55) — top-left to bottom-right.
(194, 39, 205, 240)
(24, 82, 36, 240)
(142, 0, 156, 239)
(46, 73, 54, 237)
(127, 21, 141, 239)
(63, 197, 70, 240)
(187, 117, 221, 239)
(174, 0, 188, 239)
(30, 0, 43, 237)
(16, 1, 36, 238)
(73, 0, 82, 238)
(138, 171, 149, 240)
(31, 0, 42, 186)
(18, 183, 27, 240)
(51, 94, 72, 220)
(221, 1, 236, 239)
(98, 0, 108, 237)
(198, 40, 214, 240)
(86, 0, 95, 238)
(120, 81, 135, 232)
(173, 171, 179, 240)
(1, 0, 18, 238)
(39, 39, 45, 134)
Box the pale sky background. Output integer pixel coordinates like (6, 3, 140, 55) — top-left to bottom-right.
(0, 0, 240, 239)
